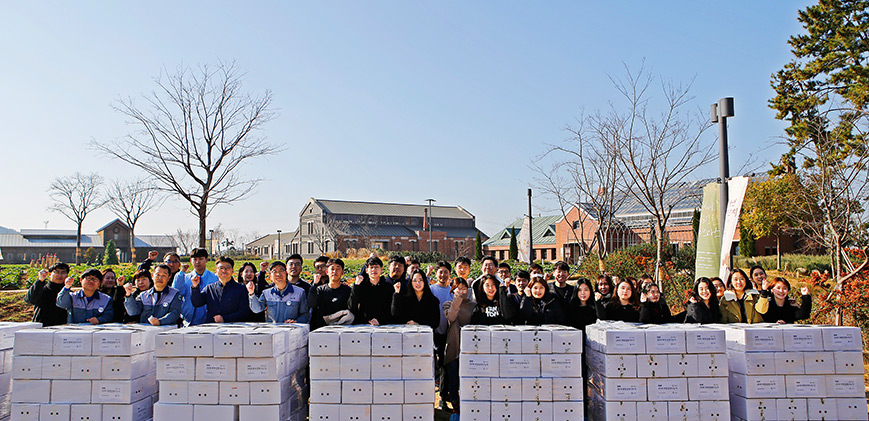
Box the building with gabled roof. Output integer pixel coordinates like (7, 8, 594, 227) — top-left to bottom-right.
(482, 215, 562, 261)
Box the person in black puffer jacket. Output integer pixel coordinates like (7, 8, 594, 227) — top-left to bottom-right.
(565, 278, 598, 331)
(520, 278, 566, 325)
(391, 269, 441, 329)
(639, 283, 672, 324)
(684, 277, 722, 324)
(348, 256, 394, 326)
(597, 278, 640, 322)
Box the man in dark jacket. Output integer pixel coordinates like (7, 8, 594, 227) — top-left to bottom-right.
(384, 255, 407, 288)
(24, 262, 71, 326)
(190, 256, 250, 323)
(349, 256, 394, 325)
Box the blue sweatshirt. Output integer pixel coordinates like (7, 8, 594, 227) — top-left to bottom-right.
(56, 288, 114, 324)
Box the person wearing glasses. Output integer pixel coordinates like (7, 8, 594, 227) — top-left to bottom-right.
(190, 256, 250, 323)
(284, 254, 312, 295)
(248, 261, 309, 324)
(174, 248, 218, 326)
(56, 268, 115, 324)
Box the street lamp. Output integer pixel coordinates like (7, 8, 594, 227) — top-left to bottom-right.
(277, 230, 282, 261)
(209, 229, 214, 255)
(711, 97, 734, 269)
(425, 199, 436, 252)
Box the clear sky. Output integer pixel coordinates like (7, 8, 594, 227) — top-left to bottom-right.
(0, 1, 814, 244)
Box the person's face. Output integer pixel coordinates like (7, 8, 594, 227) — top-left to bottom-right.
(242, 266, 256, 282)
(577, 284, 591, 302)
(772, 282, 790, 300)
(530, 268, 543, 277)
(456, 262, 470, 278)
(191, 257, 207, 272)
(50, 269, 69, 284)
(215, 262, 233, 280)
(752, 268, 767, 283)
(712, 280, 725, 298)
(616, 282, 632, 301)
(646, 285, 660, 303)
(497, 268, 511, 280)
(314, 261, 327, 276)
(454, 284, 468, 299)
(367, 264, 383, 280)
(81, 275, 100, 294)
(388, 262, 405, 279)
(597, 281, 611, 295)
(517, 277, 530, 291)
(412, 274, 425, 293)
(153, 268, 170, 290)
(698, 282, 712, 301)
(287, 259, 302, 277)
(531, 282, 546, 299)
(163, 255, 181, 273)
(481, 260, 496, 275)
(135, 275, 150, 291)
(328, 264, 344, 282)
(483, 279, 497, 299)
(731, 273, 747, 292)
(436, 267, 450, 284)
(101, 272, 116, 289)
(553, 268, 568, 283)
(270, 265, 288, 284)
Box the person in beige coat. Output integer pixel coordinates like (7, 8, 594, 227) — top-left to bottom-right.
(719, 268, 769, 323)
(441, 278, 476, 412)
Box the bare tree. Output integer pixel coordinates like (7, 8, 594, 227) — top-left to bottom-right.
(173, 228, 197, 256)
(311, 218, 351, 255)
(92, 62, 281, 247)
(48, 173, 107, 264)
(106, 178, 161, 262)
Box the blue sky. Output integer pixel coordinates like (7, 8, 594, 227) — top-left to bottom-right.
(0, 1, 813, 243)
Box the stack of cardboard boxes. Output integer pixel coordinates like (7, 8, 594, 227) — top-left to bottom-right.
(458, 325, 585, 421)
(716, 323, 868, 421)
(10, 323, 166, 421)
(308, 325, 435, 421)
(0, 322, 41, 421)
(152, 323, 309, 421)
(584, 322, 731, 421)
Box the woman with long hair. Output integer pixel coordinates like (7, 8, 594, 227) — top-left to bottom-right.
(638, 283, 672, 324)
(519, 277, 566, 325)
(761, 277, 811, 324)
(238, 262, 265, 322)
(597, 278, 640, 322)
(684, 277, 722, 324)
(565, 278, 598, 331)
(470, 274, 519, 325)
(720, 268, 768, 323)
(391, 269, 441, 329)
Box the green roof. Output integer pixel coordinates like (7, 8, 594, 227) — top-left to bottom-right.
(482, 215, 562, 247)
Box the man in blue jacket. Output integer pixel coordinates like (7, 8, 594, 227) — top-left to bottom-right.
(56, 268, 114, 324)
(124, 263, 183, 326)
(190, 256, 249, 323)
(174, 248, 218, 325)
(248, 261, 309, 324)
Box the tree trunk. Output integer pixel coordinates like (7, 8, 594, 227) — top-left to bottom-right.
(775, 229, 781, 271)
(833, 238, 844, 326)
(655, 224, 664, 288)
(198, 206, 208, 248)
(76, 223, 82, 265)
(130, 226, 136, 263)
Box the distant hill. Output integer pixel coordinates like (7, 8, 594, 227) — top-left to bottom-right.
(0, 226, 18, 234)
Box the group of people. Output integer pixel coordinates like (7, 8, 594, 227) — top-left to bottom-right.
(24, 250, 813, 413)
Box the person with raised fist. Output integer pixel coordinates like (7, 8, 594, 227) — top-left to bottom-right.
(190, 256, 249, 323)
(56, 268, 114, 324)
(760, 277, 812, 324)
(25, 262, 70, 326)
(391, 269, 440, 329)
(125, 264, 182, 326)
(173, 248, 217, 326)
(248, 261, 309, 324)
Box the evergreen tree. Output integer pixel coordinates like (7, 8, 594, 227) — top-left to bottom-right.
(474, 231, 483, 260)
(508, 228, 518, 260)
(738, 225, 757, 258)
(103, 240, 119, 265)
(692, 209, 701, 243)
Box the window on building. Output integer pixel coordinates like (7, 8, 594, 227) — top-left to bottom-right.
(410, 240, 418, 251)
(325, 240, 331, 252)
(432, 241, 438, 252)
(307, 221, 314, 234)
(307, 242, 313, 254)
(394, 242, 401, 250)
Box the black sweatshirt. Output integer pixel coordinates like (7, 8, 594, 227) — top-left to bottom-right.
(24, 280, 67, 327)
(349, 277, 394, 325)
(391, 292, 441, 329)
(308, 283, 352, 330)
(519, 293, 566, 325)
(761, 295, 812, 324)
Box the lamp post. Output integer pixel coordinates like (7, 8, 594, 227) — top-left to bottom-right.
(711, 97, 734, 270)
(277, 230, 282, 261)
(208, 229, 214, 255)
(425, 199, 436, 252)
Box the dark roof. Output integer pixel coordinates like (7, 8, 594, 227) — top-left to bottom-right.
(345, 224, 417, 237)
(96, 218, 129, 233)
(614, 178, 713, 216)
(483, 215, 561, 247)
(0, 233, 102, 248)
(311, 199, 475, 219)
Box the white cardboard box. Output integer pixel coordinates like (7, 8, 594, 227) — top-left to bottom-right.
(589, 372, 647, 401)
(687, 377, 729, 401)
(552, 377, 583, 401)
(309, 356, 340, 380)
(836, 398, 869, 421)
(667, 354, 698, 377)
(243, 330, 285, 357)
(833, 350, 864, 374)
(521, 377, 553, 402)
(402, 330, 433, 356)
(338, 405, 371, 421)
(490, 401, 521, 421)
(785, 374, 827, 398)
(776, 398, 808, 421)
(39, 404, 70, 421)
(636, 354, 669, 378)
(585, 349, 637, 378)
(499, 354, 540, 378)
(458, 401, 489, 421)
(404, 379, 433, 404)
(249, 378, 290, 405)
(309, 329, 341, 356)
(340, 356, 372, 380)
(11, 356, 42, 379)
(541, 353, 582, 378)
(70, 404, 102, 421)
(308, 403, 341, 421)
(183, 332, 215, 357)
(102, 353, 151, 380)
(401, 403, 430, 421)
(774, 352, 805, 375)
(695, 353, 728, 377)
(10, 403, 40, 421)
(370, 404, 402, 421)
(459, 328, 491, 354)
(490, 378, 523, 402)
(153, 402, 194, 420)
(459, 377, 490, 402)
(13, 330, 54, 356)
(401, 356, 431, 380)
(370, 329, 402, 356)
(10, 380, 50, 403)
(729, 373, 785, 398)
(188, 381, 219, 404)
(92, 375, 155, 404)
(825, 375, 865, 397)
(685, 327, 726, 353)
(156, 357, 195, 381)
(195, 358, 236, 381)
(520, 328, 552, 354)
(490, 328, 522, 354)
(310, 379, 341, 404)
(667, 401, 700, 421)
(218, 381, 251, 405)
(780, 326, 824, 351)
(643, 328, 686, 354)
(727, 350, 775, 375)
(522, 401, 552, 421)
(212, 332, 244, 358)
(458, 354, 498, 378)
(635, 401, 668, 420)
(158, 380, 189, 404)
(155, 332, 184, 356)
(548, 327, 583, 354)
(237, 357, 284, 381)
(52, 330, 93, 356)
(192, 404, 238, 421)
(370, 357, 402, 380)
(372, 380, 403, 404)
(699, 400, 730, 421)
(51, 379, 91, 403)
(42, 357, 71, 380)
(646, 377, 688, 401)
(92, 330, 145, 356)
(821, 326, 863, 351)
(806, 397, 838, 420)
(723, 325, 784, 352)
(341, 380, 374, 405)
(70, 356, 102, 380)
(340, 329, 372, 356)
(103, 397, 153, 421)
(553, 401, 584, 421)
(592, 327, 646, 354)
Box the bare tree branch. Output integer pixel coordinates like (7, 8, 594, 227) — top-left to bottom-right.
(48, 172, 107, 264)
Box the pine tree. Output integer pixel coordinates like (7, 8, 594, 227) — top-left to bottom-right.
(474, 231, 483, 260)
(103, 240, 119, 265)
(508, 228, 518, 261)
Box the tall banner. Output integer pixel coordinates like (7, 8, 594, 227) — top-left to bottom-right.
(695, 182, 721, 279)
(718, 176, 750, 280)
(518, 217, 531, 263)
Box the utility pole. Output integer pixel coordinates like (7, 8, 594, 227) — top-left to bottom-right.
(528, 189, 533, 262)
(711, 97, 734, 271)
(277, 229, 282, 260)
(425, 199, 436, 252)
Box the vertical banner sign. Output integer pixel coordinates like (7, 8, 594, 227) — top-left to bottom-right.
(695, 182, 721, 279)
(718, 176, 750, 280)
(518, 217, 532, 263)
